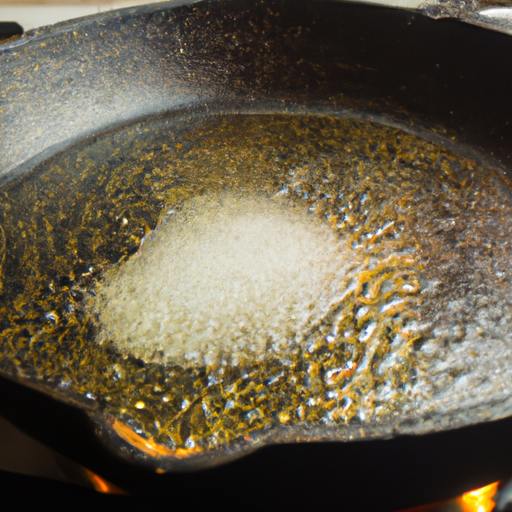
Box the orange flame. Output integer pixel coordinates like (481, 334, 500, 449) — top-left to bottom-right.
(458, 481, 499, 512)
(85, 469, 128, 495)
(397, 481, 499, 512)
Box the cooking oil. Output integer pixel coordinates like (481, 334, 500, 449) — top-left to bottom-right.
(1, 114, 511, 467)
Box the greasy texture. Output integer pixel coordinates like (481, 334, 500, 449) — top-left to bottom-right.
(1, 114, 512, 469)
(93, 193, 350, 365)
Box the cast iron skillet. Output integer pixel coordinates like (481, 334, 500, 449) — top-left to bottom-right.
(2, 1, 512, 510)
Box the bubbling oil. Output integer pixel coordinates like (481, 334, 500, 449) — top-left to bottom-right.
(1, 114, 512, 465)
(93, 193, 351, 364)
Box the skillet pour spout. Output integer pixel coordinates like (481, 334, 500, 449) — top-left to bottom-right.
(2, 0, 512, 508)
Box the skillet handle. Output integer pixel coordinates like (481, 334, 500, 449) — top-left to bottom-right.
(0, 22, 23, 41)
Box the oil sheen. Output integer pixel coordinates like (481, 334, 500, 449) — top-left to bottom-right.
(1, 114, 512, 466)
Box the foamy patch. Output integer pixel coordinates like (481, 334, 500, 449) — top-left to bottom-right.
(92, 193, 350, 364)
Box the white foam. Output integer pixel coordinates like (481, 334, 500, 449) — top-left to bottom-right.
(93, 193, 351, 364)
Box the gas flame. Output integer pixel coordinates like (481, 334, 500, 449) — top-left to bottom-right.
(458, 482, 499, 512)
(397, 481, 499, 512)
(85, 469, 128, 495)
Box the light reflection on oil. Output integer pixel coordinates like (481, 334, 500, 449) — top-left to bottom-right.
(4, 114, 512, 467)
